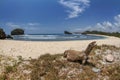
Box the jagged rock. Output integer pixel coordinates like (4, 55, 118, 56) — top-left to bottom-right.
(105, 54, 114, 62)
(84, 41, 96, 56)
(64, 50, 85, 62)
(64, 41, 96, 64)
(0, 28, 6, 39)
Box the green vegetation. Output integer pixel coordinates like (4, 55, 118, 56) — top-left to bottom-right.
(0, 55, 31, 80)
(82, 31, 120, 38)
(5, 65, 17, 73)
(11, 28, 24, 35)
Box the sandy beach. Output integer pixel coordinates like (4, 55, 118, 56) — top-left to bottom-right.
(0, 35, 120, 59)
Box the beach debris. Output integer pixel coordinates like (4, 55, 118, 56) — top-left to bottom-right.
(64, 41, 96, 64)
(92, 67, 101, 73)
(105, 54, 114, 62)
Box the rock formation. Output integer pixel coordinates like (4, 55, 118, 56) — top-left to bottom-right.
(64, 41, 96, 64)
(6, 35, 13, 39)
(0, 28, 6, 39)
(11, 28, 24, 35)
(64, 31, 72, 34)
(84, 41, 96, 56)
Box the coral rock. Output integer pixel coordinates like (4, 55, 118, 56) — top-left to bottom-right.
(92, 67, 101, 73)
(105, 54, 114, 62)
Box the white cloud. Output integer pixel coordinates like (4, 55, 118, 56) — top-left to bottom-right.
(114, 14, 120, 29)
(27, 23, 40, 26)
(114, 14, 120, 22)
(6, 22, 41, 33)
(90, 21, 113, 32)
(92, 15, 120, 32)
(6, 22, 21, 29)
(59, 0, 90, 19)
(73, 14, 120, 32)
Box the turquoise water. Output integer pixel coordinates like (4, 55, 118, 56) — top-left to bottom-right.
(12, 34, 106, 41)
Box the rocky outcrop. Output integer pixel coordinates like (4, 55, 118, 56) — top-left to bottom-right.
(84, 41, 96, 56)
(11, 28, 24, 35)
(64, 31, 72, 34)
(64, 41, 96, 64)
(6, 35, 13, 39)
(64, 50, 85, 62)
(0, 28, 6, 39)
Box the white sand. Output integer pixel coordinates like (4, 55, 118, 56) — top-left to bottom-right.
(0, 35, 120, 59)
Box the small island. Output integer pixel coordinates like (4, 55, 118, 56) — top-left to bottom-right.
(11, 28, 24, 35)
(64, 30, 73, 34)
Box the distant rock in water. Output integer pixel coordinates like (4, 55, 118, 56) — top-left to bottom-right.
(0, 28, 6, 39)
(6, 35, 13, 39)
(11, 28, 24, 35)
(64, 31, 72, 34)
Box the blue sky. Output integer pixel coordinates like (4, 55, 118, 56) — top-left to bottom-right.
(0, 0, 120, 34)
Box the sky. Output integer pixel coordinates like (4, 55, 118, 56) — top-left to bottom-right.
(0, 0, 120, 34)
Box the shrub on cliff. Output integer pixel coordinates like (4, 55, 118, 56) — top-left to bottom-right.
(11, 28, 24, 35)
(0, 28, 6, 39)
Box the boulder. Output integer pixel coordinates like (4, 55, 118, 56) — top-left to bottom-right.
(0, 28, 6, 39)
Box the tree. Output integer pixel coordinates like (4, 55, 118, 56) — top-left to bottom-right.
(11, 28, 24, 35)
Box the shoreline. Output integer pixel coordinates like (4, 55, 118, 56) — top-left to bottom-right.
(0, 35, 120, 59)
(10, 34, 107, 42)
